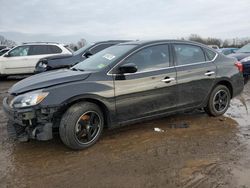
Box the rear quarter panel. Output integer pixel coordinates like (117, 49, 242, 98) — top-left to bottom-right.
(214, 54, 244, 97)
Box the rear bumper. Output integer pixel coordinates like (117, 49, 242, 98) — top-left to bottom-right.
(3, 97, 56, 141)
(231, 73, 245, 98)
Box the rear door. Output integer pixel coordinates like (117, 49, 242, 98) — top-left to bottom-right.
(172, 43, 217, 109)
(113, 44, 178, 122)
(25, 45, 58, 73)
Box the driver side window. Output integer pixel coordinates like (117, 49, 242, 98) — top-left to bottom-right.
(122, 44, 170, 72)
(9, 46, 30, 57)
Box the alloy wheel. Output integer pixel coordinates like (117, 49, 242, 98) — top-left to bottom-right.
(75, 111, 101, 144)
(213, 90, 229, 112)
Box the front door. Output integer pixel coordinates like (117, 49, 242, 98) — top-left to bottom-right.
(1, 45, 35, 74)
(112, 44, 178, 123)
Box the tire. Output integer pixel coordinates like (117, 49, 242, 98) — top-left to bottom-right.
(205, 85, 231, 117)
(59, 102, 104, 150)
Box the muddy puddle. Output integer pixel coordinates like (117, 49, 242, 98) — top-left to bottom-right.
(0, 79, 250, 188)
(225, 83, 250, 188)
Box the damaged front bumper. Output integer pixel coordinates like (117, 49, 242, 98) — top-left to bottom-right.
(3, 97, 57, 142)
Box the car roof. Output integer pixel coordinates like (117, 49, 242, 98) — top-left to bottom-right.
(21, 42, 63, 45)
(117, 40, 212, 49)
(94, 40, 132, 44)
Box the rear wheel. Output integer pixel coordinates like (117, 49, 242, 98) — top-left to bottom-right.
(205, 85, 231, 116)
(59, 102, 104, 150)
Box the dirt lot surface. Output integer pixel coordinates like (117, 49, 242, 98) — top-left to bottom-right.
(0, 77, 250, 188)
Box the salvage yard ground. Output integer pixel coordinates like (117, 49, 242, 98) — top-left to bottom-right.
(0, 77, 250, 188)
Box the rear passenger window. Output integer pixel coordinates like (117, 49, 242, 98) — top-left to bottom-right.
(174, 44, 206, 65)
(123, 44, 170, 72)
(29, 45, 49, 55)
(48, 45, 62, 54)
(204, 49, 217, 61)
(29, 45, 62, 55)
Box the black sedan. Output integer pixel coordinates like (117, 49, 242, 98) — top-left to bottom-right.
(3, 40, 244, 150)
(229, 43, 250, 82)
(35, 40, 130, 73)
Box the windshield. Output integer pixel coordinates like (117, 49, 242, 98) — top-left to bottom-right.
(238, 44, 250, 53)
(72, 44, 136, 71)
(73, 44, 93, 56)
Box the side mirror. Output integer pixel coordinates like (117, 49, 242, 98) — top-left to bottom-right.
(119, 63, 137, 74)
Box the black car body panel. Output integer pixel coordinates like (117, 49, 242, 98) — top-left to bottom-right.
(35, 40, 130, 73)
(9, 69, 91, 94)
(3, 40, 244, 142)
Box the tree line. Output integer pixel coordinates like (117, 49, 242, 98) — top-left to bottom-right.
(185, 34, 250, 48)
(0, 35, 16, 47)
(1, 34, 250, 50)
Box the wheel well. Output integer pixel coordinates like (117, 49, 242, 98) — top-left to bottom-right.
(60, 98, 110, 128)
(216, 80, 233, 98)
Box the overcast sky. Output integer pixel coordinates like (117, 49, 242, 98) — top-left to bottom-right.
(0, 0, 250, 43)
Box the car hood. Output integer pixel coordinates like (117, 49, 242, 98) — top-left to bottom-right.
(47, 55, 85, 68)
(228, 53, 250, 61)
(9, 69, 91, 94)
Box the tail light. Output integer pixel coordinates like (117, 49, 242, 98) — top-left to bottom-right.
(235, 61, 243, 72)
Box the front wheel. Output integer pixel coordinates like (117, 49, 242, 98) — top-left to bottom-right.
(59, 102, 104, 150)
(205, 85, 231, 117)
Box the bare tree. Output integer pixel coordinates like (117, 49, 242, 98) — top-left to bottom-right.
(77, 38, 87, 49)
(188, 34, 205, 44)
(0, 35, 16, 46)
(206, 37, 222, 47)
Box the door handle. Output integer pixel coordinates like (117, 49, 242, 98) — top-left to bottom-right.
(161, 77, 175, 83)
(204, 71, 215, 76)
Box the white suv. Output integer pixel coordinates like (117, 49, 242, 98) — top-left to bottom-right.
(0, 42, 72, 78)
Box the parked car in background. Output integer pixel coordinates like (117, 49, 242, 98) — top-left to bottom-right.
(35, 40, 130, 73)
(0, 47, 11, 56)
(3, 40, 244, 150)
(0, 45, 8, 50)
(228, 43, 250, 83)
(0, 42, 72, 79)
(218, 48, 238, 55)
